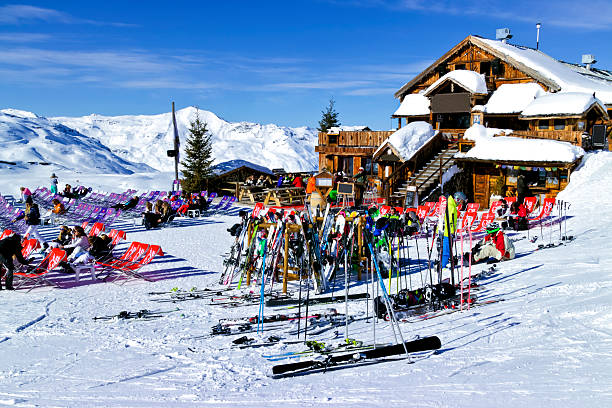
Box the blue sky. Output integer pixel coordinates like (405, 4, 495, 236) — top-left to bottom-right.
(1, 1, 611, 129)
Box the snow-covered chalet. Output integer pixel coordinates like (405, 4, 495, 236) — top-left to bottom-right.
(315, 32, 612, 208)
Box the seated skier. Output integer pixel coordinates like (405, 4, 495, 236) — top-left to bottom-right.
(470, 222, 516, 264)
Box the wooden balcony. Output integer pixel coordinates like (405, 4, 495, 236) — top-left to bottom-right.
(510, 130, 583, 146)
(318, 131, 394, 148)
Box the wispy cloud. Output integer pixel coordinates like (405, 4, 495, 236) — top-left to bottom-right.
(0, 4, 135, 27)
(0, 32, 51, 42)
(330, 0, 612, 30)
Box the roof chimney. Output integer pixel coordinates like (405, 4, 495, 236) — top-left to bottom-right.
(496, 28, 512, 43)
(582, 54, 597, 70)
(536, 22, 541, 50)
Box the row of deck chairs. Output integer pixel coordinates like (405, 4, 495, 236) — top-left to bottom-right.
(1, 225, 163, 291)
(0, 196, 28, 234)
(31, 187, 123, 227)
(412, 196, 557, 236)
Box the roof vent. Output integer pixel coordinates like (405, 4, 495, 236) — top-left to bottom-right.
(496, 28, 512, 43)
(582, 54, 597, 70)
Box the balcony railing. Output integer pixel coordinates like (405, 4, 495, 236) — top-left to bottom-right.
(318, 131, 394, 147)
(510, 130, 583, 145)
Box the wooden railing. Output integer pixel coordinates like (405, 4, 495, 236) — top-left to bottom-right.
(511, 130, 583, 146)
(318, 131, 394, 147)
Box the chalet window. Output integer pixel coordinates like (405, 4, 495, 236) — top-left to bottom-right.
(538, 120, 550, 130)
(491, 59, 504, 76)
(454, 64, 466, 70)
(328, 134, 338, 144)
(554, 119, 566, 130)
(480, 61, 491, 75)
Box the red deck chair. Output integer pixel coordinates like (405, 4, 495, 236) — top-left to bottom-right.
(110, 230, 126, 247)
(394, 207, 405, 215)
(379, 205, 391, 216)
(0, 229, 14, 240)
(107, 244, 163, 284)
(530, 197, 555, 221)
(97, 241, 149, 270)
(488, 200, 503, 215)
(523, 197, 538, 214)
(504, 197, 517, 205)
(457, 209, 478, 233)
(466, 203, 480, 212)
(470, 212, 496, 233)
(416, 205, 429, 220)
(21, 238, 41, 258)
(81, 221, 89, 230)
(14, 248, 67, 291)
(88, 222, 105, 237)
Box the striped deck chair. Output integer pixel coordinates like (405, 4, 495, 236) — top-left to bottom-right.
(457, 208, 478, 234)
(14, 248, 67, 291)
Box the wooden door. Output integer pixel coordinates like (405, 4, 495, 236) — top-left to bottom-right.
(473, 172, 489, 209)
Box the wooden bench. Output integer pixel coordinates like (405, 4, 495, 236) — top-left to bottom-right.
(263, 187, 305, 206)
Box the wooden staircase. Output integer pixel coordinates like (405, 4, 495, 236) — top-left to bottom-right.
(391, 144, 459, 204)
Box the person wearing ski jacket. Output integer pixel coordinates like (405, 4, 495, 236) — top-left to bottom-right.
(50, 173, 58, 194)
(291, 175, 305, 189)
(19, 187, 32, 202)
(509, 201, 528, 231)
(472, 222, 515, 263)
(14, 198, 46, 247)
(0, 233, 29, 290)
(305, 176, 316, 195)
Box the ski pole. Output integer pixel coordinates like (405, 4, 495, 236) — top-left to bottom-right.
(344, 247, 349, 340)
(460, 229, 464, 311)
(468, 226, 472, 310)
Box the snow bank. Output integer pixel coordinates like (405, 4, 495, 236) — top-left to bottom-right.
(482, 83, 546, 114)
(520, 92, 607, 117)
(328, 125, 369, 133)
(393, 93, 430, 116)
(375, 121, 436, 161)
(424, 70, 487, 96)
(460, 124, 584, 163)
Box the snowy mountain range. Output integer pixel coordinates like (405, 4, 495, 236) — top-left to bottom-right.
(0, 107, 318, 176)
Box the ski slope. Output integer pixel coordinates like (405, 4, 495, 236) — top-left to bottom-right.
(0, 153, 610, 407)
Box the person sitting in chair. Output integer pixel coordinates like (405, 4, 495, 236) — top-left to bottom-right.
(470, 222, 515, 264)
(112, 196, 139, 210)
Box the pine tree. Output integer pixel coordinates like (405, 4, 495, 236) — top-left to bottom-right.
(318, 98, 341, 132)
(180, 110, 214, 194)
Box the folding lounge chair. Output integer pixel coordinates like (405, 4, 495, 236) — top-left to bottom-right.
(14, 248, 67, 291)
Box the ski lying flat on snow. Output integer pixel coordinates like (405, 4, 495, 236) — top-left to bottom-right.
(271, 336, 442, 376)
(266, 292, 370, 307)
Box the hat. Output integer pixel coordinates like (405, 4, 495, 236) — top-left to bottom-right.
(50, 173, 57, 178)
(359, 167, 364, 171)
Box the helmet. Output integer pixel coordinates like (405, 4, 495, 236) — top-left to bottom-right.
(453, 191, 467, 203)
(485, 222, 501, 234)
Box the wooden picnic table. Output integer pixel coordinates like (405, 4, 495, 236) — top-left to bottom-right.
(234, 183, 267, 203)
(263, 187, 306, 206)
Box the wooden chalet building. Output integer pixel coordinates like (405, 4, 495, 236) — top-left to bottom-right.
(316, 32, 612, 208)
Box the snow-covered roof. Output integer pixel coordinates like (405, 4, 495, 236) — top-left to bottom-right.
(212, 159, 273, 176)
(480, 83, 546, 114)
(393, 93, 430, 116)
(374, 121, 436, 161)
(459, 124, 584, 163)
(327, 125, 369, 134)
(474, 37, 612, 105)
(520, 92, 608, 118)
(423, 70, 488, 96)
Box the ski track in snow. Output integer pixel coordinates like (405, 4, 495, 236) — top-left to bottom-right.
(0, 152, 610, 406)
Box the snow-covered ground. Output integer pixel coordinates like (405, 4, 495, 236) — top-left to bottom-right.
(0, 152, 610, 407)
